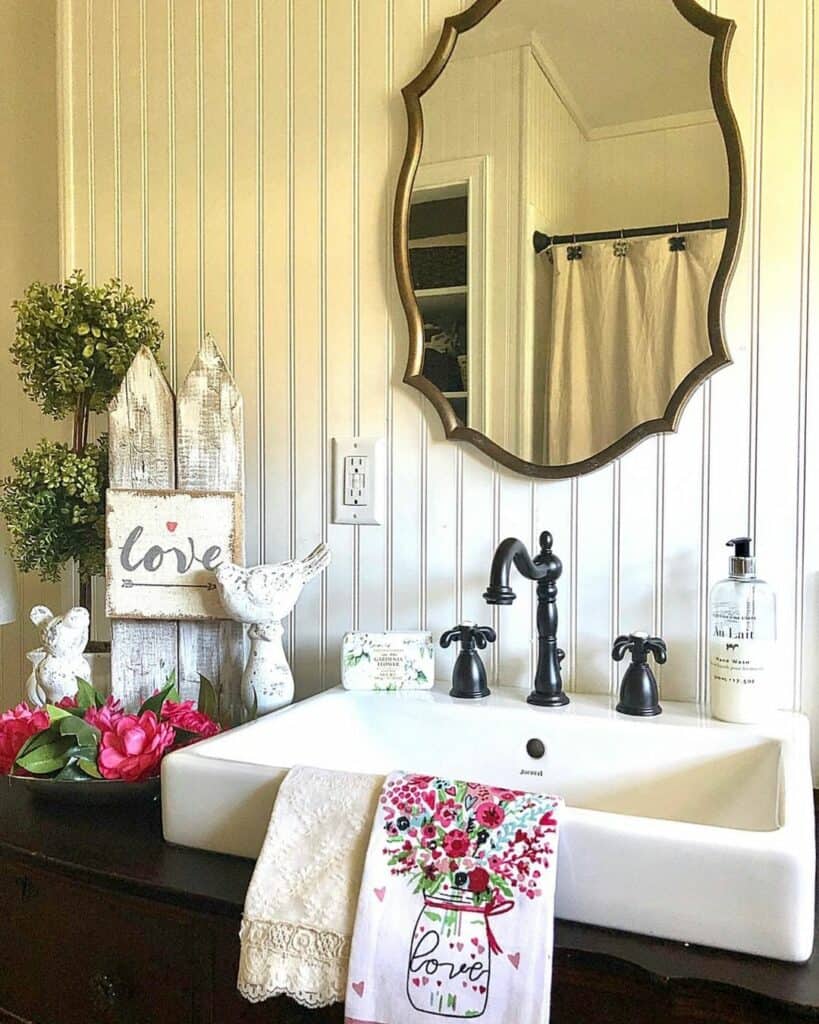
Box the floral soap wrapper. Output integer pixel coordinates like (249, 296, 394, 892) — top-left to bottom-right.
(344, 772, 562, 1024)
(342, 632, 435, 691)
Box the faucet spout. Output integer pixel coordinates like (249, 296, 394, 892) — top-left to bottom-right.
(483, 534, 552, 605)
(483, 531, 569, 707)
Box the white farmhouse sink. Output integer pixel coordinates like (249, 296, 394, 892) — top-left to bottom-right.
(162, 684, 815, 961)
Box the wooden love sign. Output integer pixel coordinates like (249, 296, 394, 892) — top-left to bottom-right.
(106, 489, 243, 620)
(107, 336, 245, 708)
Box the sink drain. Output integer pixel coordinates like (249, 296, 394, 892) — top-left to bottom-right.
(526, 738, 546, 759)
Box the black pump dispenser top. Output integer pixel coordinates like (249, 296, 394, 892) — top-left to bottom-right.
(726, 536, 756, 577)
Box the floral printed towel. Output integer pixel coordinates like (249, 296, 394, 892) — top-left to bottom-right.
(344, 772, 562, 1024)
(238, 766, 384, 1008)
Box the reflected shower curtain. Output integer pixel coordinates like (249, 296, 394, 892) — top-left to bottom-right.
(543, 230, 725, 466)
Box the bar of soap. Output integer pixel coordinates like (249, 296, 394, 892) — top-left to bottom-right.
(341, 631, 434, 690)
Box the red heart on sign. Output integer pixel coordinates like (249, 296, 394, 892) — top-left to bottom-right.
(166, 522, 178, 532)
(352, 981, 365, 998)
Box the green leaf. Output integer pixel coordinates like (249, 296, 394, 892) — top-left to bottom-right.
(58, 715, 100, 749)
(15, 736, 74, 775)
(45, 703, 75, 723)
(16, 723, 60, 760)
(69, 744, 99, 762)
(197, 674, 218, 720)
(78, 758, 101, 779)
(138, 675, 178, 717)
(75, 677, 103, 709)
(171, 728, 201, 746)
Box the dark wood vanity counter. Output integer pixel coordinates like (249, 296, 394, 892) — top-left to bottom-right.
(0, 779, 816, 1023)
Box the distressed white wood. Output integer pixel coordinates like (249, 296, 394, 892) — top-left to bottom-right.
(176, 334, 246, 703)
(108, 346, 178, 707)
(106, 489, 243, 620)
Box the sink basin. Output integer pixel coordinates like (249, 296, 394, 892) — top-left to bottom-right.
(162, 684, 815, 961)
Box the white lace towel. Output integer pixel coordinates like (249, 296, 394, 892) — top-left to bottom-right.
(238, 765, 384, 1008)
(345, 772, 562, 1024)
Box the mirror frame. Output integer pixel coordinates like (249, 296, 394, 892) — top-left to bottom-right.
(393, 0, 745, 479)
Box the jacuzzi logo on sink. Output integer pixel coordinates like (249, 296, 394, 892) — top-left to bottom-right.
(520, 768, 543, 777)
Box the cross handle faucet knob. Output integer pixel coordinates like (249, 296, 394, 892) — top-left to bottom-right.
(440, 623, 497, 651)
(612, 632, 667, 666)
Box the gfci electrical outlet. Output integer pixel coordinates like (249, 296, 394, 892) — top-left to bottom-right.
(332, 437, 384, 525)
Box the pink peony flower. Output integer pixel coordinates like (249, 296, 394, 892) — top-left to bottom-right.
(442, 828, 470, 858)
(0, 704, 50, 774)
(475, 801, 505, 829)
(98, 710, 175, 782)
(85, 695, 125, 733)
(161, 700, 221, 740)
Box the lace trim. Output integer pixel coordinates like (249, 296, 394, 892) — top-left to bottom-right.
(238, 918, 349, 1008)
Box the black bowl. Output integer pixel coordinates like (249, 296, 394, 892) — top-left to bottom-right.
(6, 774, 160, 806)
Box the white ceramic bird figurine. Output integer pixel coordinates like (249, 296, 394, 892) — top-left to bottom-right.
(215, 543, 331, 715)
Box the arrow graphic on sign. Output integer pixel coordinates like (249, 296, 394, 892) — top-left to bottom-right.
(121, 580, 217, 591)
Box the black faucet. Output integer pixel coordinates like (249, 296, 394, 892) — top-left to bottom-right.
(483, 531, 569, 707)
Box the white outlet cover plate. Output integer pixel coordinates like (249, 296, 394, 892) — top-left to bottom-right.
(332, 436, 384, 525)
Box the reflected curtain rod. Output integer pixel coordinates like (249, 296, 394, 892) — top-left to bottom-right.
(533, 217, 729, 254)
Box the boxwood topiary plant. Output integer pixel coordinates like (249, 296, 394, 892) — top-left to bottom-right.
(0, 270, 163, 616)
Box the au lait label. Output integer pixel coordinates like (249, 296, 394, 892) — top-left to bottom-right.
(709, 639, 773, 688)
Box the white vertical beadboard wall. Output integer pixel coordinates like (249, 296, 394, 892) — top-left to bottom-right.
(55, 0, 819, 777)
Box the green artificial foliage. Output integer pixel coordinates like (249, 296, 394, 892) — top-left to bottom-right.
(0, 437, 109, 584)
(0, 270, 164, 604)
(10, 269, 163, 419)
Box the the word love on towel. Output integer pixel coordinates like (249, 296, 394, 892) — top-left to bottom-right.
(346, 772, 562, 1023)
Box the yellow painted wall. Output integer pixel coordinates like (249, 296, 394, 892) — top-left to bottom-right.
(5, 0, 815, 778)
(0, 0, 68, 710)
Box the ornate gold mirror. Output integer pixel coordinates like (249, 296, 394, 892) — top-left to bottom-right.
(394, 0, 743, 478)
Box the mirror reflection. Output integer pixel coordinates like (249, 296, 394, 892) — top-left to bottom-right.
(408, 0, 730, 469)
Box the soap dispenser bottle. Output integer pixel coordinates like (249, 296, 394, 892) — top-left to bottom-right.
(709, 537, 776, 724)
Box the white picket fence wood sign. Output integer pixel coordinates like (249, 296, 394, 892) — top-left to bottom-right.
(106, 489, 243, 620)
(108, 337, 245, 709)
